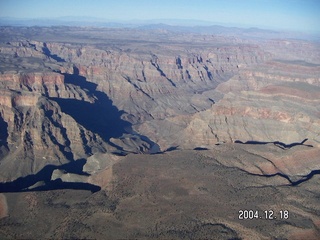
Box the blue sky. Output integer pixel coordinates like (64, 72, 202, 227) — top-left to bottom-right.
(0, 0, 319, 32)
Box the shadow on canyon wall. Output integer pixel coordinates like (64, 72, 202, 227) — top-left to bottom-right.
(0, 116, 8, 148)
(234, 138, 313, 149)
(51, 70, 160, 153)
(0, 159, 101, 193)
(0, 116, 9, 158)
(52, 72, 130, 141)
(42, 42, 66, 62)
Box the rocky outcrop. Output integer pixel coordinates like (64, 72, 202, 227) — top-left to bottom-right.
(39, 31, 319, 151)
(0, 41, 46, 59)
(0, 68, 161, 180)
(0, 41, 171, 181)
(0, 26, 319, 181)
(0, 26, 319, 240)
(0, 92, 111, 181)
(43, 39, 271, 123)
(137, 59, 320, 150)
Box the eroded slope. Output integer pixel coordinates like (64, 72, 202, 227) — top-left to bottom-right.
(1, 148, 319, 239)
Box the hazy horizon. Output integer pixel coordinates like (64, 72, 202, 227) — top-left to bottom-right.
(0, 0, 319, 32)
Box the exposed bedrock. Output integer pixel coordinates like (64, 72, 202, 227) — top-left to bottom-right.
(137, 60, 320, 150)
(0, 30, 319, 181)
(0, 70, 155, 181)
(41, 40, 320, 150)
(0, 27, 319, 240)
(43, 41, 270, 122)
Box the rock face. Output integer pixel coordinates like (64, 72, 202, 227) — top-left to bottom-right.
(45, 35, 320, 150)
(0, 26, 319, 240)
(0, 27, 320, 180)
(136, 59, 320, 150)
(0, 82, 109, 181)
(46, 41, 270, 123)
(0, 39, 156, 180)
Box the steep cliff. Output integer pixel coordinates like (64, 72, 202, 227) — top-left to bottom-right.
(44, 40, 270, 122)
(0, 26, 320, 240)
(0, 73, 111, 180)
(136, 59, 320, 150)
(0, 26, 319, 181)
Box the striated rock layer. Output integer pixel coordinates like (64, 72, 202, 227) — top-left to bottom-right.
(0, 26, 319, 240)
(0, 27, 319, 178)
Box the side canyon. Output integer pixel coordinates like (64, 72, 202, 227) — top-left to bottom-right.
(0, 26, 319, 239)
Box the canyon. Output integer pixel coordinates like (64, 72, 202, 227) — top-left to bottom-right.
(0, 26, 319, 239)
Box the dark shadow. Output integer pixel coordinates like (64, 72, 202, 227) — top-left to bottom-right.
(291, 169, 320, 186)
(0, 159, 100, 193)
(51, 97, 130, 141)
(111, 151, 128, 156)
(194, 147, 209, 151)
(52, 71, 160, 154)
(0, 116, 8, 148)
(0, 116, 9, 158)
(208, 98, 215, 104)
(244, 169, 320, 187)
(235, 138, 313, 149)
(51, 73, 131, 142)
(151, 60, 176, 87)
(63, 70, 96, 92)
(42, 42, 65, 62)
(234, 139, 319, 186)
(165, 146, 179, 152)
(151, 146, 179, 155)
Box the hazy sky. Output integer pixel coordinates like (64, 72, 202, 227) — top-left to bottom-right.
(0, 0, 319, 31)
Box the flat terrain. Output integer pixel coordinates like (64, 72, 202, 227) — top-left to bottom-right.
(1, 147, 320, 239)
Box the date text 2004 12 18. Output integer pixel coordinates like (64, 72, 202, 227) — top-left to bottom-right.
(238, 210, 289, 220)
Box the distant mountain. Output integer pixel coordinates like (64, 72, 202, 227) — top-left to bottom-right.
(0, 17, 319, 41)
(138, 23, 320, 41)
(138, 23, 277, 34)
